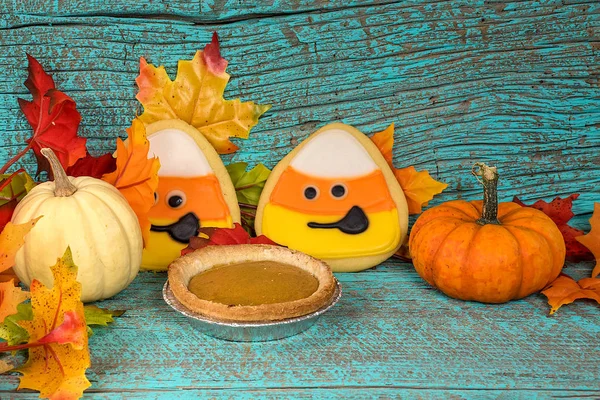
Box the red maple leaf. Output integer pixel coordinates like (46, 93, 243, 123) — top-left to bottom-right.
(0, 55, 86, 176)
(181, 223, 280, 256)
(67, 152, 116, 178)
(513, 194, 593, 262)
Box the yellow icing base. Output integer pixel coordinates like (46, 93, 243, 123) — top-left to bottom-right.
(141, 217, 232, 271)
(261, 204, 401, 260)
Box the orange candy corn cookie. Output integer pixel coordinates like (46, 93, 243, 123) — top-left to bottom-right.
(256, 123, 408, 272)
(143, 119, 240, 270)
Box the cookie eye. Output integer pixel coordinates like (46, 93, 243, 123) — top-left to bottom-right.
(331, 184, 347, 199)
(303, 186, 319, 200)
(166, 190, 186, 209)
(153, 192, 159, 205)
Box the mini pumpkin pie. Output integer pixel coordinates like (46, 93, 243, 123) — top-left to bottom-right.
(168, 244, 337, 322)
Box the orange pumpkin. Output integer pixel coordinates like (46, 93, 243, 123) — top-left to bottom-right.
(409, 163, 565, 303)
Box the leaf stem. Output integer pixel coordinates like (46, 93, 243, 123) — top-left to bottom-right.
(0, 144, 33, 175)
(238, 202, 257, 210)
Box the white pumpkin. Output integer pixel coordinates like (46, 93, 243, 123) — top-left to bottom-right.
(11, 148, 142, 302)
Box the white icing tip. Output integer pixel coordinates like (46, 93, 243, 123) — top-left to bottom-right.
(290, 128, 379, 178)
(148, 128, 213, 177)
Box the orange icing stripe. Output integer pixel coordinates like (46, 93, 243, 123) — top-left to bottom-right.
(149, 175, 231, 222)
(269, 167, 396, 215)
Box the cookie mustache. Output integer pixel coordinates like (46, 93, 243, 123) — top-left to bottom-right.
(307, 206, 369, 235)
(151, 212, 200, 244)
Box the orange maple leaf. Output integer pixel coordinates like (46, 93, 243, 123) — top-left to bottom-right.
(102, 119, 160, 246)
(0, 218, 41, 273)
(576, 203, 600, 278)
(371, 124, 447, 214)
(15, 247, 91, 399)
(135, 32, 270, 154)
(541, 274, 600, 315)
(0, 279, 29, 323)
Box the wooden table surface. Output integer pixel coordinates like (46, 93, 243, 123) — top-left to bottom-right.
(1, 1, 599, 398)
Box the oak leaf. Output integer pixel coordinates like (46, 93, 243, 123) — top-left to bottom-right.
(513, 194, 592, 262)
(14, 248, 91, 399)
(0, 218, 41, 273)
(135, 32, 270, 154)
(4, 55, 87, 176)
(102, 119, 160, 246)
(541, 274, 600, 315)
(181, 223, 279, 256)
(576, 203, 600, 277)
(371, 124, 447, 214)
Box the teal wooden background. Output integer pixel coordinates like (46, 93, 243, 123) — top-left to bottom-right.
(1, 1, 599, 398)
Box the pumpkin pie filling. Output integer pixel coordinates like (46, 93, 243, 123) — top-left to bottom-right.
(188, 261, 319, 306)
(168, 244, 337, 322)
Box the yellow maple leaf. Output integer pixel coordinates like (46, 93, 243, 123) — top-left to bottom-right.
(16, 248, 91, 399)
(102, 119, 160, 246)
(136, 32, 270, 154)
(0, 218, 41, 273)
(0, 280, 29, 323)
(576, 203, 600, 278)
(371, 124, 447, 214)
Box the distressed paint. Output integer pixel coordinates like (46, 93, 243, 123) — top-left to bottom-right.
(1, 1, 599, 397)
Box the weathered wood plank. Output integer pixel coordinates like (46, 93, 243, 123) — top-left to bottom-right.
(1, 260, 598, 396)
(1, 2, 599, 395)
(1, 1, 598, 230)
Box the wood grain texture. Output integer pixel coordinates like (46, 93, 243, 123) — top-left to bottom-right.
(1, 0, 600, 397)
(1, 261, 599, 398)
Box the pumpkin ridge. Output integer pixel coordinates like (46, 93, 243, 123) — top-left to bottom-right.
(437, 202, 481, 220)
(85, 187, 138, 290)
(411, 218, 466, 284)
(430, 221, 479, 293)
(504, 224, 524, 300)
(504, 224, 554, 297)
(460, 223, 485, 301)
(70, 192, 103, 300)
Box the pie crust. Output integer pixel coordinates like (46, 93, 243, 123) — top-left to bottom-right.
(168, 244, 337, 322)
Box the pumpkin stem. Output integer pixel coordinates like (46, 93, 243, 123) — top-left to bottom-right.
(472, 162, 500, 225)
(41, 148, 77, 197)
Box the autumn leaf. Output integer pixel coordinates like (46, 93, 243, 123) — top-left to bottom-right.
(0, 302, 32, 346)
(576, 203, 600, 277)
(102, 119, 160, 246)
(227, 162, 271, 205)
(67, 152, 116, 178)
(135, 32, 270, 154)
(1, 55, 87, 176)
(12, 247, 91, 399)
(0, 218, 41, 273)
(182, 223, 279, 256)
(1, 304, 123, 346)
(541, 274, 600, 315)
(0, 358, 13, 374)
(0, 170, 36, 232)
(371, 124, 447, 214)
(226, 162, 271, 234)
(513, 194, 593, 262)
(0, 280, 29, 324)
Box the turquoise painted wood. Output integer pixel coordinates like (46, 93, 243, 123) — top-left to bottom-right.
(1, 0, 599, 397)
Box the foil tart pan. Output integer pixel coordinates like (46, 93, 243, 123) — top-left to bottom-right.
(162, 279, 341, 342)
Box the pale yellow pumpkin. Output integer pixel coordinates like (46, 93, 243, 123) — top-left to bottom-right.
(11, 149, 142, 302)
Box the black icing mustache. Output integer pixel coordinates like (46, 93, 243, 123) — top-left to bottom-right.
(307, 206, 369, 235)
(151, 212, 200, 244)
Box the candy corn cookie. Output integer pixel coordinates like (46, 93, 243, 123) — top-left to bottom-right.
(143, 119, 240, 270)
(256, 123, 408, 272)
